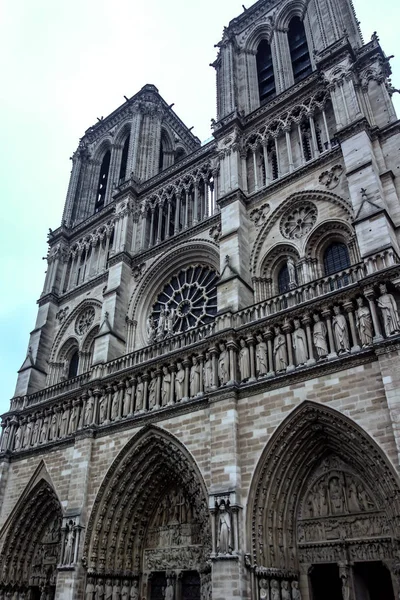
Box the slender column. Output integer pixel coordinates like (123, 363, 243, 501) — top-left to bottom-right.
(155, 369, 162, 410)
(227, 341, 238, 383)
(322, 109, 331, 150)
(210, 347, 219, 389)
(343, 301, 361, 352)
(141, 211, 148, 249)
(364, 287, 384, 341)
(166, 201, 172, 238)
(262, 141, 271, 185)
(309, 114, 318, 158)
(193, 185, 199, 224)
(302, 313, 316, 366)
(174, 194, 181, 233)
(322, 308, 337, 359)
(198, 354, 204, 394)
(339, 81, 350, 124)
(298, 124, 305, 164)
(184, 190, 190, 228)
(129, 376, 136, 416)
(282, 321, 295, 371)
(102, 232, 111, 270)
(274, 136, 281, 178)
(169, 364, 176, 405)
(246, 336, 256, 382)
(241, 153, 248, 193)
(203, 180, 208, 218)
(252, 148, 258, 192)
(285, 128, 294, 172)
(149, 209, 155, 246)
(265, 328, 275, 376)
(156, 203, 163, 243)
(183, 359, 190, 399)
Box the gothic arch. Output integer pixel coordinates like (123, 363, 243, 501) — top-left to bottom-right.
(83, 425, 211, 576)
(128, 239, 219, 348)
(250, 190, 353, 276)
(114, 119, 132, 146)
(92, 137, 113, 165)
(246, 401, 400, 573)
(0, 464, 62, 592)
(244, 23, 274, 51)
(260, 243, 301, 295)
(274, 0, 311, 31)
(304, 219, 359, 276)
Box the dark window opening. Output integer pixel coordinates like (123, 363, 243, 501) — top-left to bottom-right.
(95, 150, 111, 213)
(278, 264, 291, 294)
(175, 148, 186, 163)
(256, 40, 276, 103)
(119, 135, 130, 183)
(288, 17, 312, 83)
(324, 242, 351, 275)
(301, 123, 312, 161)
(68, 350, 79, 379)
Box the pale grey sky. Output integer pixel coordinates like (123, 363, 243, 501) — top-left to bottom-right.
(0, 0, 399, 413)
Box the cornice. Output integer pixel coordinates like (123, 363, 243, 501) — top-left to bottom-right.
(56, 272, 108, 305)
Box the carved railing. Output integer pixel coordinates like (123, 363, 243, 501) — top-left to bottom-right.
(2, 263, 400, 455)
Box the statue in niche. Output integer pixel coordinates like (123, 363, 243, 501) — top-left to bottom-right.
(130, 581, 139, 600)
(122, 380, 131, 416)
(356, 297, 373, 346)
(136, 376, 144, 412)
(99, 393, 107, 424)
(166, 308, 176, 336)
(357, 483, 374, 511)
(40, 415, 49, 443)
(287, 256, 297, 287)
(281, 581, 291, 600)
(175, 362, 185, 400)
(292, 319, 308, 366)
(23, 418, 33, 447)
(270, 580, 280, 600)
(146, 315, 156, 344)
(121, 581, 130, 600)
(85, 390, 95, 425)
(1, 422, 10, 451)
(105, 579, 113, 600)
(63, 520, 76, 564)
(162, 366, 171, 405)
(164, 578, 174, 600)
(60, 405, 69, 436)
(217, 500, 232, 554)
(347, 479, 360, 512)
(85, 578, 95, 600)
(377, 283, 400, 336)
(273, 326, 287, 372)
(291, 581, 302, 600)
(14, 425, 22, 451)
(332, 306, 350, 353)
(95, 579, 105, 600)
(112, 580, 121, 600)
(256, 334, 268, 376)
(239, 339, 250, 381)
(259, 579, 269, 600)
(68, 405, 77, 434)
(204, 351, 213, 391)
(313, 313, 328, 358)
(111, 384, 120, 420)
(340, 568, 351, 600)
(32, 418, 40, 446)
(157, 307, 167, 340)
(218, 343, 230, 385)
(148, 371, 157, 410)
(329, 477, 345, 514)
(190, 356, 201, 396)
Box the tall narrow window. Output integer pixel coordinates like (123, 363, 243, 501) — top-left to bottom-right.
(256, 40, 276, 103)
(68, 350, 79, 379)
(278, 264, 290, 294)
(324, 243, 350, 275)
(288, 17, 312, 83)
(95, 150, 111, 213)
(119, 135, 130, 183)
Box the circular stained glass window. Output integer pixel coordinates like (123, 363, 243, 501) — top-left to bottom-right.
(152, 266, 218, 335)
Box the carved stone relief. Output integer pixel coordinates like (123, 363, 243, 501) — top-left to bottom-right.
(75, 306, 95, 336)
(280, 202, 317, 240)
(318, 165, 343, 190)
(250, 203, 270, 228)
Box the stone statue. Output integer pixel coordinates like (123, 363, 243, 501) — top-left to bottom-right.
(287, 256, 296, 287)
(64, 520, 76, 564)
(355, 297, 373, 346)
(95, 579, 105, 600)
(273, 327, 287, 371)
(68, 406, 77, 434)
(146, 315, 156, 344)
(50, 412, 58, 440)
(60, 406, 69, 437)
(204, 351, 213, 391)
(291, 581, 302, 600)
(238, 339, 250, 381)
(218, 343, 230, 385)
(175, 362, 185, 400)
(1, 423, 10, 451)
(340, 568, 351, 600)
(256, 334, 268, 376)
(292, 319, 308, 366)
(162, 366, 171, 405)
(313, 313, 328, 358)
(105, 579, 113, 600)
(14, 426, 22, 451)
(121, 581, 130, 600)
(112, 580, 121, 600)
(332, 306, 350, 353)
(164, 578, 174, 600)
(130, 581, 139, 600)
(190, 356, 201, 397)
(86, 578, 95, 600)
(98, 393, 107, 424)
(135, 376, 144, 412)
(85, 391, 95, 426)
(270, 580, 280, 600)
(32, 419, 40, 446)
(259, 579, 269, 600)
(377, 283, 400, 336)
(217, 500, 232, 554)
(111, 384, 120, 420)
(329, 477, 345, 514)
(148, 371, 157, 410)
(281, 580, 291, 600)
(40, 414, 49, 443)
(157, 307, 167, 340)
(347, 479, 360, 512)
(23, 419, 32, 447)
(166, 308, 176, 336)
(122, 380, 131, 416)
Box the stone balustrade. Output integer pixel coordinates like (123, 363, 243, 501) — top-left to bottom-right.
(2, 266, 400, 455)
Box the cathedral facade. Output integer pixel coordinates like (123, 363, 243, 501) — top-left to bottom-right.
(1, 0, 400, 598)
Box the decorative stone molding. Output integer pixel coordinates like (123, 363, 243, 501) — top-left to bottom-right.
(318, 164, 344, 189)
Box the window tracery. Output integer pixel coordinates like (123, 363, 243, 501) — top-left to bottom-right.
(280, 201, 317, 239)
(75, 307, 96, 336)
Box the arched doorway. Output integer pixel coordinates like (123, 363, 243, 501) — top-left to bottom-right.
(0, 480, 62, 599)
(246, 402, 399, 600)
(84, 426, 212, 599)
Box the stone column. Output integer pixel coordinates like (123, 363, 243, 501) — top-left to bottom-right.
(343, 300, 361, 352)
(322, 308, 337, 359)
(364, 286, 384, 341)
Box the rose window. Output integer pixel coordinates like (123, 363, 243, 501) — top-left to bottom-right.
(280, 201, 317, 239)
(75, 307, 95, 336)
(152, 266, 218, 334)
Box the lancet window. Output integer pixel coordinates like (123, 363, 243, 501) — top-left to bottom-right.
(95, 150, 111, 213)
(119, 134, 130, 183)
(288, 17, 312, 83)
(68, 350, 79, 379)
(256, 40, 276, 103)
(324, 242, 351, 276)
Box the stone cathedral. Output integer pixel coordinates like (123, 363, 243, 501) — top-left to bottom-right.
(2, 0, 400, 598)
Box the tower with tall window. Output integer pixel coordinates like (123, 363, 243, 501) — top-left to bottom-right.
(1, 1, 400, 599)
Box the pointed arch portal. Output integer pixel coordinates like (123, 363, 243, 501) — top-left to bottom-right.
(84, 426, 211, 599)
(247, 402, 399, 600)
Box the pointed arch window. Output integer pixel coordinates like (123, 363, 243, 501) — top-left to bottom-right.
(68, 350, 79, 379)
(323, 242, 350, 275)
(288, 17, 312, 83)
(278, 264, 290, 294)
(95, 150, 111, 213)
(256, 40, 276, 103)
(119, 135, 130, 183)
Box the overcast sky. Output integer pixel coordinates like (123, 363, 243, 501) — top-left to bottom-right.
(0, 0, 399, 414)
